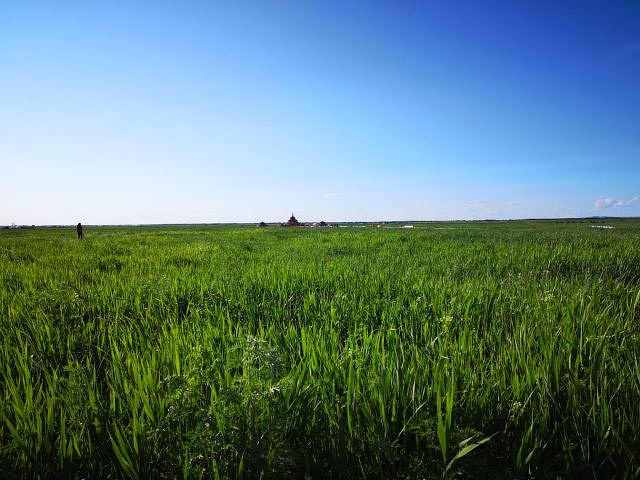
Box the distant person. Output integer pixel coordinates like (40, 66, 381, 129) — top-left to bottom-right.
(76, 222, 83, 240)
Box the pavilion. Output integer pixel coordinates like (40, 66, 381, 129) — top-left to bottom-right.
(281, 213, 303, 227)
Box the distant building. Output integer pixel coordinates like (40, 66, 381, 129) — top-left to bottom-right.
(280, 213, 304, 227)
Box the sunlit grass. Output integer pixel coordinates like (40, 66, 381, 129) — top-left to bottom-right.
(1, 220, 639, 478)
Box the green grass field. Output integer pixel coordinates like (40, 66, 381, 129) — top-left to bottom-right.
(1, 220, 639, 479)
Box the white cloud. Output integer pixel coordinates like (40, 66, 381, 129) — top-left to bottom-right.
(614, 196, 640, 208)
(594, 195, 639, 210)
(594, 197, 615, 210)
(626, 196, 640, 206)
(322, 192, 340, 198)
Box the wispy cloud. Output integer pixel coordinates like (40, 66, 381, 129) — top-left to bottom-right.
(594, 197, 615, 210)
(322, 192, 340, 198)
(594, 196, 639, 210)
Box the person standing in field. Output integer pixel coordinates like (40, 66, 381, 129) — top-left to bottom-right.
(76, 222, 83, 240)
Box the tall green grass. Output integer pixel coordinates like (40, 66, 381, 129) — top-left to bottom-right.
(1, 220, 639, 478)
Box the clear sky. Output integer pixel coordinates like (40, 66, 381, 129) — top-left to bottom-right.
(1, 1, 639, 224)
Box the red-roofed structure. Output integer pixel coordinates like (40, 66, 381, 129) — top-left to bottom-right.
(280, 213, 304, 227)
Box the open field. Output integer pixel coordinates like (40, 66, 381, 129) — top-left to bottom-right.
(1, 220, 639, 478)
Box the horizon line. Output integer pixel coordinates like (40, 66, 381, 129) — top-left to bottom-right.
(3, 216, 639, 228)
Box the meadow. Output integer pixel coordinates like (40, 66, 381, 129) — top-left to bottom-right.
(1, 220, 639, 479)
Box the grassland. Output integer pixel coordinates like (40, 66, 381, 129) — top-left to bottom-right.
(1, 220, 639, 479)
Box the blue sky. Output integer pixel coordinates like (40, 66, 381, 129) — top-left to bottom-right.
(1, 1, 639, 224)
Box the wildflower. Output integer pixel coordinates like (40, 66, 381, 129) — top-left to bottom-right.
(269, 386, 281, 396)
